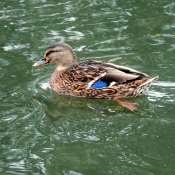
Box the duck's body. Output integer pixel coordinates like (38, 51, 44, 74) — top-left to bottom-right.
(49, 60, 157, 99)
(33, 43, 158, 111)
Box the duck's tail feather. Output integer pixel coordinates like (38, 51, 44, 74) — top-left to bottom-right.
(134, 76, 158, 96)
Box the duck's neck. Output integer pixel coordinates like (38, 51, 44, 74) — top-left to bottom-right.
(56, 65, 70, 71)
(55, 61, 77, 71)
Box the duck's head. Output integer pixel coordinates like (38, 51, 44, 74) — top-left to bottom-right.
(33, 43, 77, 70)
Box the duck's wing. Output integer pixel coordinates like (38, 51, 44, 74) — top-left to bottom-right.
(99, 62, 147, 83)
(76, 61, 148, 88)
(67, 62, 108, 89)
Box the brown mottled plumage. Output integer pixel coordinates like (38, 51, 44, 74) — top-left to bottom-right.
(33, 43, 158, 111)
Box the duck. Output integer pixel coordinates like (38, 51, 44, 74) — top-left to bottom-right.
(33, 43, 158, 111)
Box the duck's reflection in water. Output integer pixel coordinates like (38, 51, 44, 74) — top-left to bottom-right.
(34, 89, 152, 124)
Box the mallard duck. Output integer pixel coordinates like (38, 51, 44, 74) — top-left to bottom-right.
(33, 43, 158, 111)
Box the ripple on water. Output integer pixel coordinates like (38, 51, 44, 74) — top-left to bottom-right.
(2, 43, 30, 51)
(148, 81, 175, 102)
(29, 73, 50, 93)
(164, 2, 175, 16)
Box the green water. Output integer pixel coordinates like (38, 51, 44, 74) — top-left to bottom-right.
(0, 1, 175, 174)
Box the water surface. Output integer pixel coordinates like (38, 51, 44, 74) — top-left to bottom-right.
(0, 1, 175, 175)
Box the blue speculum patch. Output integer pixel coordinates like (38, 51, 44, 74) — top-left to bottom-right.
(91, 80, 109, 88)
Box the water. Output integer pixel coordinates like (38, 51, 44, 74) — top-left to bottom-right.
(0, 0, 175, 174)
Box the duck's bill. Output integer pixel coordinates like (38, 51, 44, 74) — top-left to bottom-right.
(32, 59, 48, 67)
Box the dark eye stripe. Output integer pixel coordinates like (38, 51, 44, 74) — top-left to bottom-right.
(46, 50, 60, 56)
